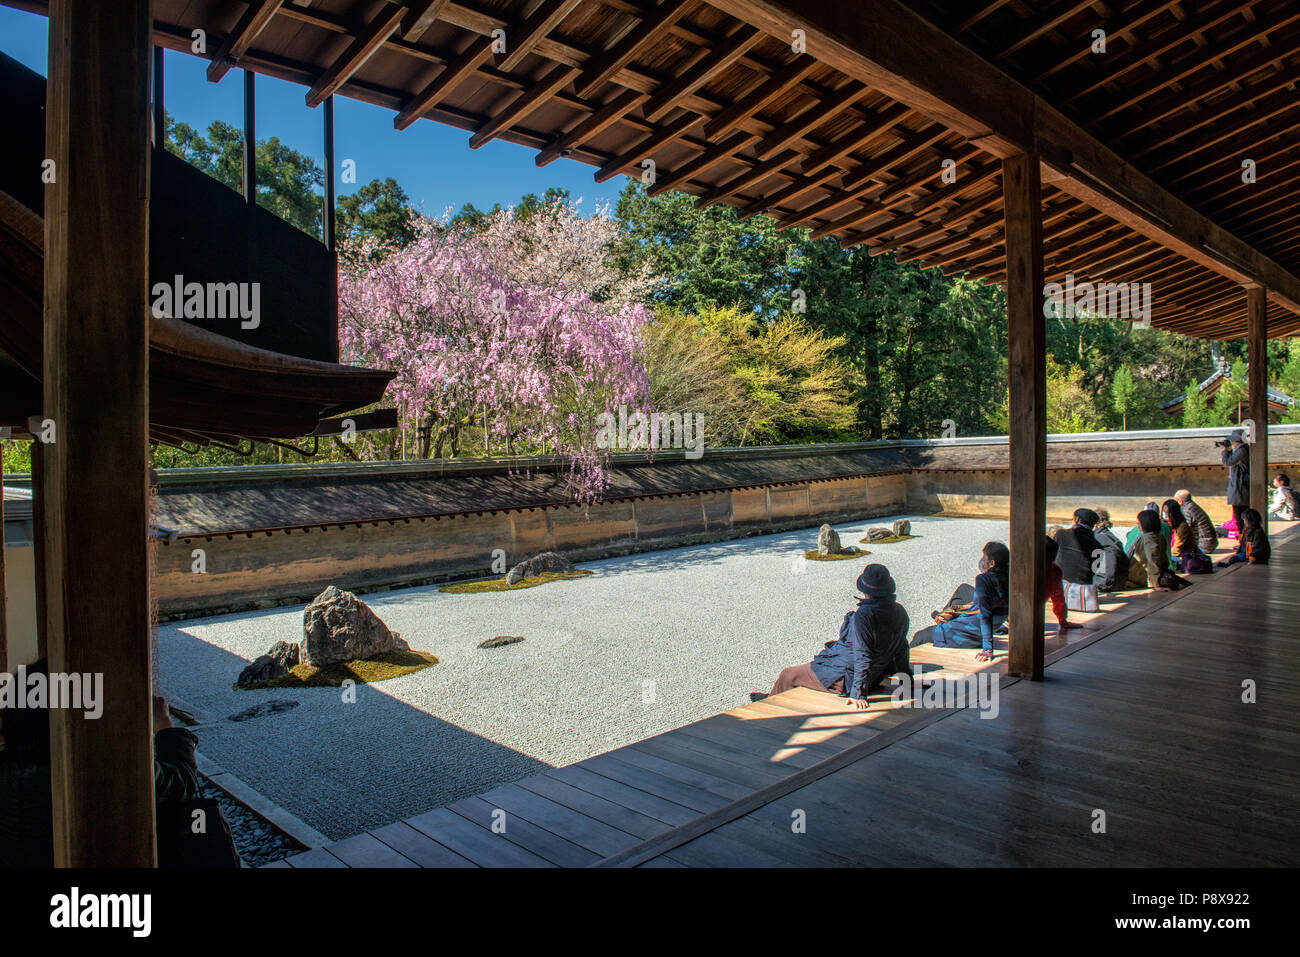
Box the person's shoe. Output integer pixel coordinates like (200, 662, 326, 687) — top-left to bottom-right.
(749, 692, 769, 702)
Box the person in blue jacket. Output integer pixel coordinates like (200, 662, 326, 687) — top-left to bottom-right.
(764, 564, 911, 709)
(911, 541, 1010, 663)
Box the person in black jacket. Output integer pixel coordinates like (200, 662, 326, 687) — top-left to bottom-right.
(1090, 508, 1130, 591)
(765, 564, 910, 709)
(1054, 508, 1102, 587)
(1, 660, 217, 867)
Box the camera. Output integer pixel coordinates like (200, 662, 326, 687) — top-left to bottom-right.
(1215, 439, 1231, 448)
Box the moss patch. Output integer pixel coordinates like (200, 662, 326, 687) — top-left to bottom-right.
(803, 549, 868, 561)
(859, 534, 919, 545)
(238, 649, 439, 689)
(439, 569, 593, 593)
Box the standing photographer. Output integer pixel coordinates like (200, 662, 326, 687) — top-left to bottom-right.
(1218, 428, 1251, 531)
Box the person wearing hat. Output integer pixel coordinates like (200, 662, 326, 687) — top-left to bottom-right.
(763, 564, 910, 709)
(1220, 428, 1251, 531)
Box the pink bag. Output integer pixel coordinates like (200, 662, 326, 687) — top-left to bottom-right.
(1223, 516, 1239, 540)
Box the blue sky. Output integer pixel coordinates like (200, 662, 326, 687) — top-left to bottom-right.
(0, 5, 629, 217)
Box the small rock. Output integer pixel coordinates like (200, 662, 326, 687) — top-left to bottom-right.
(866, 526, 893, 542)
(817, 524, 842, 556)
(892, 519, 911, 537)
(227, 699, 300, 722)
(505, 551, 573, 585)
(236, 654, 286, 688)
(479, 635, 526, 648)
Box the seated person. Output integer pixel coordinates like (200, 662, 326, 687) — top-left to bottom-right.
(1124, 502, 1171, 552)
(1175, 489, 1219, 553)
(1130, 509, 1190, 591)
(911, 542, 1009, 664)
(1163, 497, 1214, 574)
(1218, 508, 1271, 566)
(767, 564, 910, 710)
(1269, 474, 1299, 521)
(1045, 536, 1081, 632)
(1, 661, 211, 867)
(1091, 509, 1131, 592)
(1055, 508, 1102, 588)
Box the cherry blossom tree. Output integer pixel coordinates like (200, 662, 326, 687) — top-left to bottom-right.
(338, 200, 653, 499)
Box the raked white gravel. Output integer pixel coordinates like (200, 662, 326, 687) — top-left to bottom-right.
(158, 514, 1014, 840)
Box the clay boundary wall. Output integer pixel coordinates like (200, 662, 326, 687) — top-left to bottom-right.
(15, 426, 1283, 617)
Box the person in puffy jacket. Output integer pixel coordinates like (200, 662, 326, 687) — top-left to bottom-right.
(1055, 508, 1102, 587)
(1090, 508, 1130, 592)
(766, 564, 910, 709)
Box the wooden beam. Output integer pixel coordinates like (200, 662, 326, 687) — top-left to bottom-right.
(536, 88, 646, 166)
(575, 0, 697, 99)
(207, 0, 284, 82)
(702, 55, 818, 140)
(642, 24, 762, 123)
(1003, 150, 1046, 681)
(305, 2, 407, 108)
(402, 0, 452, 42)
(702, 0, 1300, 322)
(1248, 285, 1269, 530)
(469, 62, 580, 149)
(594, 110, 701, 182)
(647, 129, 755, 196)
(393, 32, 495, 130)
(44, 0, 155, 866)
(497, 0, 585, 73)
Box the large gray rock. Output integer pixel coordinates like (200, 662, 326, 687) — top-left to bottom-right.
(866, 526, 894, 542)
(817, 524, 841, 556)
(301, 586, 408, 666)
(892, 519, 911, 537)
(505, 551, 573, 585)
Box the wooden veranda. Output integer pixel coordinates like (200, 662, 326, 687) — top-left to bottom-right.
(2, 0, 1300, 866)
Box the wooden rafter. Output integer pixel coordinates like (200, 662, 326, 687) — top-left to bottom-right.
(207, 0, 285, 82)
(305, 2, 408, 108)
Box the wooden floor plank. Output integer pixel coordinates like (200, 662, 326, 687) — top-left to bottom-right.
(404, 807, 555, 867)
(447, 795, 599, 867)
(369, 820, 478, 868)
(323, 832, 421, 868)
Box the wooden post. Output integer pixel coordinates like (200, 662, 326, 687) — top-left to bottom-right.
(1247, 285, 1269, 531)
(323, 95, 336, 251)
(1, 445, 7, 675)
(1003, 151, 1046, 681)
(244, 68, 257, 205)
(30, 440, 46, 661)
(43, 0, 156, 867)
(152, 46, 164, 147)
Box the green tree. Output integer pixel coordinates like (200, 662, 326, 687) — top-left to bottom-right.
(614, 181, 803, 316)
(336, 177, 417, 257)
(1181, 379, 1209, 428)
(1111, 365, 1139, 430)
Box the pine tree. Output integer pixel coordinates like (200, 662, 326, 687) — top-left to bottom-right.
(1111, 365, 1138, 431)
(1181, 379, 1209, 428)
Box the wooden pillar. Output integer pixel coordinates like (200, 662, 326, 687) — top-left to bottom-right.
(152, 46, 164, 147)
(43, 0, 155, 867)
(243, 69, 257, 205)
(323, 95, 336, 251)
(1247, 285, 1269, 531)
(30, 440, 46, 661)
(1003, 152, 1046, 680)
(0, 444, 7, 675)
